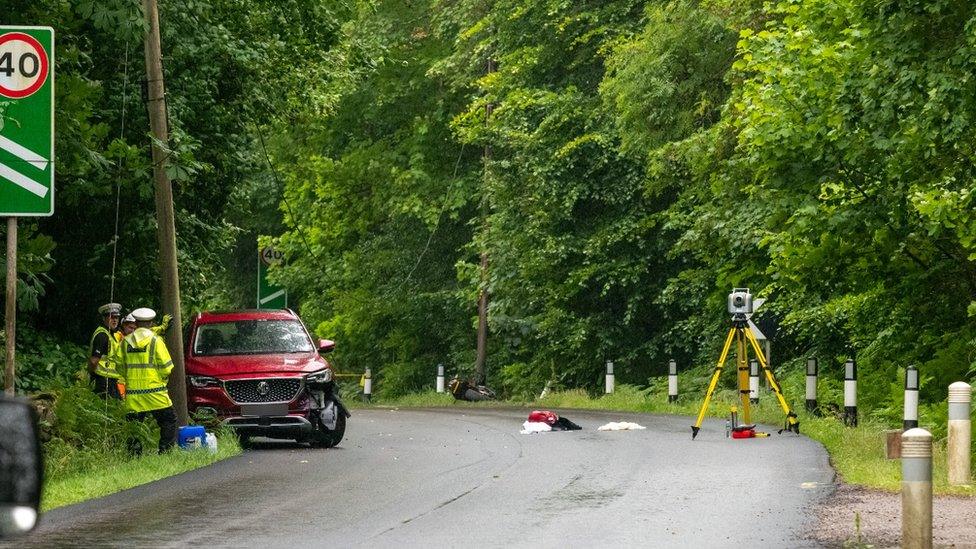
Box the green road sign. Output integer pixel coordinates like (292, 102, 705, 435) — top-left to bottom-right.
(257, 245, 287, 309)
(0, 26, 54, 216)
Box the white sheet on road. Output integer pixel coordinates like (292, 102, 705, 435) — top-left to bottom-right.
(520, 421, 552, 434)
(597, 421, 646, 431)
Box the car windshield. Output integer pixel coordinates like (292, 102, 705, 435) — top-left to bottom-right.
(193, 319, 314, 356)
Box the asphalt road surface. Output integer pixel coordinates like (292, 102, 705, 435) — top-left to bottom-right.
(16, 408, 834, 548)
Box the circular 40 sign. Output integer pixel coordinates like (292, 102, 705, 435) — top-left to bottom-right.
(0, 32, 49, 99)
(260, 246, 284, 267)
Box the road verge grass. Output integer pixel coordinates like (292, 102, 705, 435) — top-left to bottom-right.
(42, 432, 241, 511)
(362, 385, 974, 496)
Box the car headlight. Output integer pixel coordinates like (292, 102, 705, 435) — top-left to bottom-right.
(188, 375, 221, 388)
(305, 369, 333, 383)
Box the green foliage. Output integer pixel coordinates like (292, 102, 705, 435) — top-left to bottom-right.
(498, 361, 549, 401)
(0, 222, 56, 313)
(601, 0, 737, 156)
(0, 0, 353, 344)
(49, 385, 149, 445)
(272, 0, 480, 382)
(0, 325, 86, 394)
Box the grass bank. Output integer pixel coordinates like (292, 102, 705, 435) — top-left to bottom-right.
(35, 384, 244, 511)
(351, 386, 975, 497)
(42, 432, 241, 511)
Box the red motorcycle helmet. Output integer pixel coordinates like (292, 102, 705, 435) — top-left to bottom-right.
(527, 410, 558, 425)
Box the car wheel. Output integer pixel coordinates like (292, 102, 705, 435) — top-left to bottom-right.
(311, 413, 346, 448)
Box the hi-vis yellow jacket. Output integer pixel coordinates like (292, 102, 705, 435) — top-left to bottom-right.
(111, 327, 173, 412)
(89, 326, 120, 379)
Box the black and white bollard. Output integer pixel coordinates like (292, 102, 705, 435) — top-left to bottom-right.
(844, 358, 858, 427)
(748, 359, 759, 404)
(947, 381, 972, 486)
(901, 428, 933, 549)
(668, 359, 678, 403)
(605, 361, 614, 394)
(903, 365, 919, 430)
(805, 357, 818, 412)
(363, 367, 372, 403)
(436, 363, 445, 393)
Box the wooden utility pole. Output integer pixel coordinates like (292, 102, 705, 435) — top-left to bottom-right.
(143, 0, 188, 424)
(4, 218, 16, 395)
(474, 57, 495, 385)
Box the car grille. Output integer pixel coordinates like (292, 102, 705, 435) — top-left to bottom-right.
(224, 378, 302, 403)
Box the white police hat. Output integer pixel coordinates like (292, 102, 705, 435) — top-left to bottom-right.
(98, 303, 122, 316)
(122, 313, 136, 323)
(131, 307, 157, 322)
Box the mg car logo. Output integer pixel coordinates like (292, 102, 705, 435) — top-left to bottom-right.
(256, 381, 270, 396)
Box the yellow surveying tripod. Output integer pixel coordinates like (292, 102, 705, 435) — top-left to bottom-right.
(691, 289, 799, 439)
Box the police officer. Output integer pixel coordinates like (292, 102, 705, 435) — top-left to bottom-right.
(88, 303, 122, 398)
(112, 307, 178, 453)
(119, 312, 137, 337)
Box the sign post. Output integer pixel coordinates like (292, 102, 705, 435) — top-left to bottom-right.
(257, 245, 287, 309)
(0, 26, 54, 394)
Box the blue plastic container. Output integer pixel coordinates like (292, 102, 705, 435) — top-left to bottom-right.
(178, 425, 206, 449)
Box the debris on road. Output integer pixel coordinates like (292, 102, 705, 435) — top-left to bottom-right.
(520, 410, 582, 434)
(521, 421, 551, 434)
(597, 422, 646, 431)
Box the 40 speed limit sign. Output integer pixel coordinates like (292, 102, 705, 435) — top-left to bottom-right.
(0, 26, 54, 216)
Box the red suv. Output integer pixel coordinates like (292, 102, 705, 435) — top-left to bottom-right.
(184, 309, 349, 447)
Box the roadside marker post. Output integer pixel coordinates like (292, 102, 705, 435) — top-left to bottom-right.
(667, 359, 678, 403)
(903, 365, 919, 430)
(805, 358, 818, 412)
(436, 363, 445, 393)
(605, 361, 614, 394)
(362, 367, 372, 403)
(844, 358, 858, 427)
(748, 358, 759, 404)
(947, 382, 971, 486)
(0, 26, 55, 395)
(901, 428, 933, 549)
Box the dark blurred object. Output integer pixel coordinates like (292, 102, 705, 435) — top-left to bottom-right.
(448, 377, 496, 401)
(0, 395, 42, 537)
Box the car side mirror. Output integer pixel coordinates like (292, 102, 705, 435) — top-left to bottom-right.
(317, 339, 336, 353)
(0, 396, 42, 538)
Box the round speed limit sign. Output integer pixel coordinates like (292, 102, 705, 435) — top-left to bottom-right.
(0, 32, 49, 99)
(260, 246, 284, 266)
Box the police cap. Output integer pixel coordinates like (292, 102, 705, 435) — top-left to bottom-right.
(131, 307, 157, 322)
(98, 303, 122, 316)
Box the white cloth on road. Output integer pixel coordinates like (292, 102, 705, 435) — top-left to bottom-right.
(520, 421, 552, 434)
(597, 421, 646, 431)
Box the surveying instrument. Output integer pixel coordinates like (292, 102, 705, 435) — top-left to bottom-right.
(691, 288, 799, 439)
